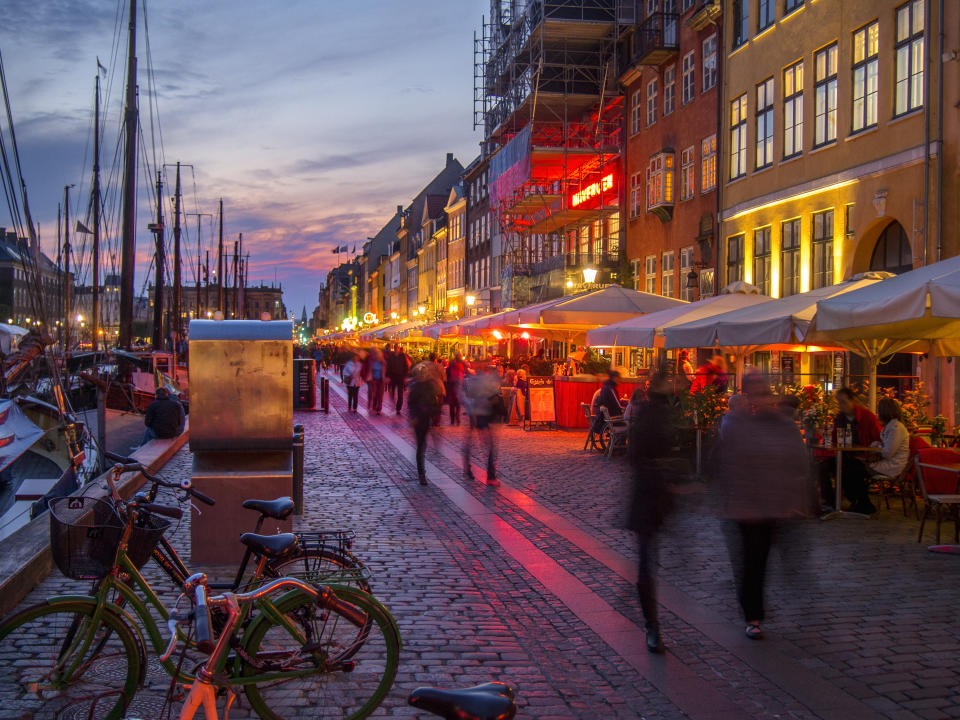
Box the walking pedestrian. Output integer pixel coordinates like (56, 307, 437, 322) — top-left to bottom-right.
(387, 344, 410, 414)
(711, 372, 812, 639)
(446, 352, 468, 426)
(408, 360, 444, 485)
(463, 365, 501, 486)
(627, 373, 676, 653)
(342, 353, 363, 413)
(364, 347, 386, 415)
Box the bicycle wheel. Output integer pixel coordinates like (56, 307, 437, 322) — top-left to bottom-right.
(267, 547, 372, 593)
(241, 585, 400, 720)
(0, 600, 141, 720)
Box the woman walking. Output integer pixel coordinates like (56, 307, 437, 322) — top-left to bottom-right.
(343, 352, 363, 413)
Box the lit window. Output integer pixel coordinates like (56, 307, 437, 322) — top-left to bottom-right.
(630, 89, 643, 135)
(701, 134, 717, 192)
(680, 246, 695, 301)
(629, 171, 644, 218)
(680, 146, 695, 201)
(812, 209, 834, 289)
(646, 152, 675, 210)
(702, 35, 717, 91)
(681, 51, 696, 104)
(753, 227, 771, 296)
(644, 255, 657, 294)
(727, 234, 744, 283)
(783, 60, 804, 158)
(662, 252, 675, 298)
(758, 0, 774, 31)
(663, 65, 676, 116)
(814, 43, 838, 146)
(781, 218, 801, 297)
(646, 78, 658, 126)
(895, 0, 924, 115)
(730, 93, 748, 180)
(852, 21, 879, 132)
(733, 0, 749, 48)
(755, 77, 774, 169)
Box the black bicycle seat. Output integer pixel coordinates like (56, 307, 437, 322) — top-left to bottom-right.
(242, 497, 295, 520)
(408, 683, 516, 720)
(239, 532, 300, 560)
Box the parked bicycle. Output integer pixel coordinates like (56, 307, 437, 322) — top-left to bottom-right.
(0, 461, 400, 720)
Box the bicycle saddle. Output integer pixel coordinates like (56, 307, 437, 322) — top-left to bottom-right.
(408, 683, 516, 720)
(239, 532, 300, 560)
(242, 497, 295, 520)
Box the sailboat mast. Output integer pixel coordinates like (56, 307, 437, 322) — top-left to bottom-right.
(217, 198, 223, 312)
(118, 0, 138, 349)
(204, 249, 210, 313)
(232, 236, 239, 318)
(195, 214, 202, 317)
(56, 203, 61, 345)
(63, 184, 72, 352)
(172, 161, 182, 343)
(151, 170, 164, 350)
(91, 71, 101, 354)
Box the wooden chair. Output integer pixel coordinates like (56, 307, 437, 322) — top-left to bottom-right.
(914, 448, 960, 544)
(581, 403, 599, 451)
(598, 407, 629, 458)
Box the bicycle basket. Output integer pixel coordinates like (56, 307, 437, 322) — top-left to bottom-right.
(49, 497, 124, 580)
(126, 513, 172, 570)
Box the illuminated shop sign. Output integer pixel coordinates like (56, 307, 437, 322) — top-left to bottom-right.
(363, 312, 377, 324)
(570, 174, 614, 208)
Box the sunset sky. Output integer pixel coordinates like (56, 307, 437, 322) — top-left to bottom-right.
(1, 0, 485, 317)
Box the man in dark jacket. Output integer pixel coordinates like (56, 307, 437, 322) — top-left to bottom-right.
(592, 371, 623, 433)
(387, 344, 410, 414)
(142, 388, 184, 445)
(408, 361, 444, 485)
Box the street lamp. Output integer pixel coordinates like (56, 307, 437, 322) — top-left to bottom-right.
(582, 267, 598, 284)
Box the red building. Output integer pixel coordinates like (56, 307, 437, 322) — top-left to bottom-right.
(620, 1, 722, 302)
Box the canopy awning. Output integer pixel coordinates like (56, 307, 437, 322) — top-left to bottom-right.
(519, 285, 684, 331)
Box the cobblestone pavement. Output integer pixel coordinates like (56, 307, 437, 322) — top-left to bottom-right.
(3, 373, 960, 719)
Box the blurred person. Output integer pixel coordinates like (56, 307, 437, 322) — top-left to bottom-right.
(627, 373, 677, 653)
(342, 353, 363, 413)
(622, 385, 646, 423)
(677, 350, 696, 390)
(817, 387, 882, 513)
(591, 370, 622, 434)
(387, 344, 410, 414)
(867, 397, 910, 480)
(408, 359, 445, 485)
(691, 355, 728, 393)
(446, 352, 469, 426)
(712, 372, 812, 639)
(364, 347, 386, 415)
(462, 365, 501, 486)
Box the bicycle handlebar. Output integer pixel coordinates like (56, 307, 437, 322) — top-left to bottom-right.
(105, 453, 215, 506)
(194, 584, 214, 654)
(138, 502, 184, 520)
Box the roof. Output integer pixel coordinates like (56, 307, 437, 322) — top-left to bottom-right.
(399, 154, 465, 238)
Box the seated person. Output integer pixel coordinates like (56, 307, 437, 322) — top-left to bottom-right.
(867, 397, 910, 480)
(817, 387, 882, 513)
(141, 387, 185, 446)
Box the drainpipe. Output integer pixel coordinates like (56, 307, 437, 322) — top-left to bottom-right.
(921, 0, 931, 268)
(936, 0, 944, 262)
(715, 14, 725, 290)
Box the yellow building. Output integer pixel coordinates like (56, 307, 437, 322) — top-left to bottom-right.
(720, 0, 959, 412)
(445, 184, 467, 317)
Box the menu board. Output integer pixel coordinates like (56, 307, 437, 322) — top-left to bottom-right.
(293, 358, 316, 409)
(525, 376, 556, 424)
(833, 352, 845, 388)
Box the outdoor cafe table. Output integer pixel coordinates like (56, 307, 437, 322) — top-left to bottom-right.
(916, 460, 960, 555)
(812, 444, 878, 520)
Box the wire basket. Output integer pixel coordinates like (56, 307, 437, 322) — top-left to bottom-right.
(49, 497, 172, 580)
(49, 497, 124, 580)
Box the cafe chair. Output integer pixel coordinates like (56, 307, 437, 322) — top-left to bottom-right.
(582, 403, 601, 452)
(914, 448, 960, 544)
(597, 406, 628, 458)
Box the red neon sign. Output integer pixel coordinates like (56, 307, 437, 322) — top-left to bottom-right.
(571, 174, 614, 207)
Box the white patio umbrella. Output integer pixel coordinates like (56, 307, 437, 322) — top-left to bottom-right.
(815, 255, 960, 409)
(517, 285, 683, 330)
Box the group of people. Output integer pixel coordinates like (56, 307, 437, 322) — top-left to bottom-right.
(339, 344, 414, 415)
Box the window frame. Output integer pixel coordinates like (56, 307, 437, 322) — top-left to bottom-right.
(894, 0, 925, 117)
(783, 60, 804, 159)
(851, 20, 880, 133)
(753, 226, 772, 296)
(646, 77, 659, 127)
(681, 51, 696, 105)
(680, 246, 695, 302)
(680, 145, 696, 201)
(663, 64, 676, 116)
(733, 0, 749, 49)
(661, 250, 675, 299)
(701, 134, 717, 192)
(630, 89, 643, 136)
(814, 42, 839, 147)
(644, 255, 657, 294)
(785, 0, 804, 14)
(730, 93, 748, 181)
(811, 208, 834, 289)
(629, 171, 644, 218)
(646, 151, 676, 210)
(702, 35, 717, 91)
(727, 234, 745, 283)
(755, 77, 774, 170)
(780, 217, 802, 297)
(758, 0, 774, 32)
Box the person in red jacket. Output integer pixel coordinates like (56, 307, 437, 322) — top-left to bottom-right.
(818, 387, 883, 513)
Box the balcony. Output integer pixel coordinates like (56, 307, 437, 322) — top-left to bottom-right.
(625, 12, 678, 69)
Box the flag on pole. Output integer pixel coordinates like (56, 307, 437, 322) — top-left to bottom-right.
(75, 221, 92, 234)
(332, 246, 340, 254)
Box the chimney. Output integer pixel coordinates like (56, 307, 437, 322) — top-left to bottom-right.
(446, 152, 454, 165)
(397, 205, 403, 216)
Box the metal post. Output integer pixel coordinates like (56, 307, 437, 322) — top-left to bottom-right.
(293, 423, 305, 515)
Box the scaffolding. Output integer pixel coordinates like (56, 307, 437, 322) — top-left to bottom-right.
(475, 0, 633, 305)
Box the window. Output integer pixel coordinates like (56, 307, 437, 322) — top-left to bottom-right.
(680, 146, 696, 200)
(701, 134, 717, 191)
(730, 94, 748, 180)
(663, 65, 676, 116)
(812, 209, 834, 289)
(681, 0, 694, 9)
(755, 77, 774, 169)
(758, 0, 774, 31)
(753, 227, 772, 296)
(661, 251, 675, 298)
(733, 0, 749, 48)
(630, 89, 643, 135)
(814, 43, 838, 146)
(702, 35, 717, 91)
(629, 171, 644, 218)
(646, 78, 658, 126)
(644, 255, 657, 294)
(781, 218, 801, 297)
(681, 51, 696, 104)
(783, 61, 804, 158)
(845, 203, 855, 236)
(895, 0, 924, 115)
(680, 246, 695, 301)
(852, 21, 879, 131)
(727, 234, 744, 283)
(785, 0, 803, 12)
(646, 152, 675, 210)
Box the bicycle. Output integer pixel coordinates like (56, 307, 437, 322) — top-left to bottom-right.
(0, 467, 401, 719)
(408, 683, 516, 720)
(124, 573, 398, 720)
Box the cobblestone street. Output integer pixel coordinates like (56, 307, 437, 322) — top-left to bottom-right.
(5, 373, 960, 719)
